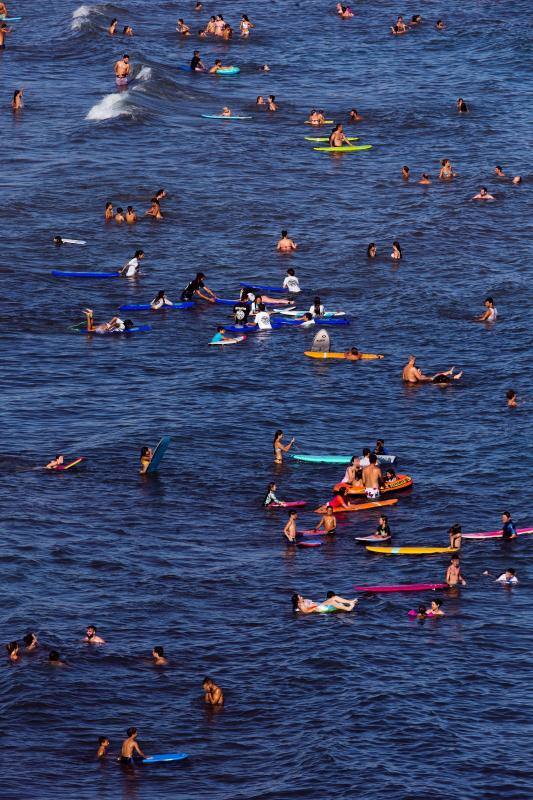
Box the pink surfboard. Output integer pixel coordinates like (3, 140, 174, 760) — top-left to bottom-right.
(297, 540, 322, 548)
(270, 501, 307, 509)
(299, 529, 334, 536)
(354, 583, 449, 593)
(354, 535, 392, 543)
(462, 526, 532, 540)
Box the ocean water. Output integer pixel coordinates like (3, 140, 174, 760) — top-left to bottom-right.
(0, 1, 532, 798)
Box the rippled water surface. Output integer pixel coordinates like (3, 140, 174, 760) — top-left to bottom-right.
(0, 1, 532, 798)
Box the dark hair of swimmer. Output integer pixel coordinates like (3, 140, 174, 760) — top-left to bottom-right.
(287, 267, 295, 276)
(350, 348, 359, 355)
(127, 205, 134, 212)
(313, 297, 322, 314)
(117, 207, 123, 214)
(6, 641, 18, 654)
(49, 650, 61, 662)
(502, 511, 511, 519)
(258, 303, 266, 312)
(369, 453, 378, 464)
(281, 230, 288, 237)
(336, 486, 347, 496)
(449, 523, 462, 534)
(480, 186, 487, 192)
(268, 95, 275, 101)
(506, 389, 516, 400)
(217, 326, 224, 332)
(273, 431, 282, 440)
(380, 514, 388, 523)
(124, 320, 134, 330)
(303, 313, 312, 320)
(155, 290, 166, 300)
(123, 54, 129, 59)
(433, 598, 443, 607)
(367, 243, 376, 257)
(506, 568, 516, 576)
(484, 296, 494, 304)
(289, 510, 297, 517)
(111, 18, 117, 24)
(54, 236, 62, 245)
(418, 605, 427, 615)
(98, 736, 108, 745)
(363, 447, 370, 456)
(153, 646, 165, 657)
(140, 446, 151, 457)
(326, 591, 335, 599)
(411, 15, 421, 22)
(23, 632, 36, 646)
(126, 727, 137, 737)
(291, 593, 299, 611)
(393, 240, 402, 256)
(197, 272, 205, 279)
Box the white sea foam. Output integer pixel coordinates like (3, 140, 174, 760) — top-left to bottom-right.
(85, 92, 131, 122)
(135, 66, 152, 83)
(71, 4, 94, 31)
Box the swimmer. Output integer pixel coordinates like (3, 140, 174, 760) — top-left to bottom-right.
(203, 677, 224, 706)
(457, 97, 468, 113)
(273, 430, 295, 464)
(320, 592, 357, 611)
(23, 632, 38, 651)
(337, 5, 354, 20)
(449, 523, 462, 550)
(151, 290, 174, 310)
(501, 511, 517, 540)
(439, 159, 457, 180)
(221, 22, 233, 40)
(120, 249, 144, 277)
(375, 514, 391, 540)
(374, 439, 387, 455)
(260, 63, 270, 71)
(97, 737, 110, 758)
(204, 16, 216, 35)
(105, 201, 114, 221)
(12, 88, 23, 111)
(494, 165, 506, 178)
(512, 175, 521, 184)
(402, 165, 410, 180)
(84, 625, 106, 644)
(348, 108, 363, 122)
(210, 326, 239, 344)
(139, 446, 153, 474)
(309, 296, 325, 317)
(391, 241, 402, 260)
(395, 15, 408, 31)
(180, 272, 216, 302)
(506, 389, 517, 408)
(429, 599, 444, 616)
(436, 19, 445, 30)
(277, 230, 297, 252)
(291, 593, 318, 613)
(152, 646, 168, 665)
(410, 15, 422, 25)
(367, 242, 377, 258)
(209, 59, 233, 74)
(49, 650, 65, 666)
(472, 187, 495, 200)
(390, 23, 407, 36)
(221, 106, 232, 117)
(195, 1, 203, 10)
(123, 25, 133, 37)
(45, 454, 64, 470)
(345, 347, 383, 360)
(213, 15, 225, 37)
(402, 355, 463, 384)
(115, 207, 125, 224)
(125, 206, 137, 223)
(263, 481, 281, 507)
(419, 173, 431, 185)
(256, 95, 265, 106)
(314, 505, 337, 534)
(474, 296, 498, 322)
(108, 19, 117, 36)
(329, 123, 351, 148)
(495, 568, 518, 585)
(176, 19, 190, 36)
(267, 95, 277, 111)
(145, 198, 163, 219)
(283, 268, 301, 293)
(0, 22, 12, 49)
(6, 641, 19, 662)
(283, 510, 298, 542)
(114, 54, 130, 82)
(120, 728, 146, 765)
(445, 556, 466, 587)
(240, 14, 254, 37)
(190, 50, 205, 71)
(154, 188, 167, 202)
(414, 605, 428, 620)
(362, 454, 382, 500)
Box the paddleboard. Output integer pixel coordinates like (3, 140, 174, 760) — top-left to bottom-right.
(301, 318, 350, 327)
(462, 527, 533, 540)
(293, 454, 397, 465)
(304, 351, 383, 360)
(335, 475, 412, 495)
(269, 501, 307, 509)
(314, 498, 398, 514)
(143, 753, 188, 764)
(314, 145, 373, 153)
(48, 457, 85, 472)
(304, 120, 334, 125)
(51, 270, 120, 279)
(146, 436, 171, 474)
(305, 136, 359, 142)
(240, 282, 285, 294)
(300, 529, 335, 536)
(78, 325, 151, 335)
(365, 546, 459, 555)
(353, 583, 449, 593)
(119, 302, 195, 311)
(202, 114, 251, 120)
(222, 323, 285, 333)
(355, 535, 392, 543)
(209, 335, 246, 346)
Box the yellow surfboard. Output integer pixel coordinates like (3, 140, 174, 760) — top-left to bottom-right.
(304, 351, 383, 360)
(365, 546, 459, 555)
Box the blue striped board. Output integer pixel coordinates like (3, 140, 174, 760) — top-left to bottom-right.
(51, 270, 120, 279)
(146, 436, 171, 474)
(119, 302, 195, 311)
(240, 282, 285, 294)
(143, 752, 188, 764)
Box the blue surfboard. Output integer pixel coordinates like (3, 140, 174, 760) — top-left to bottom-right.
(146, 436, 171, 474)
(240, 282, 285, 294)
(51, 270, 120, 279)
(119, 302, 195, 312)
(143, 752, 188, 764)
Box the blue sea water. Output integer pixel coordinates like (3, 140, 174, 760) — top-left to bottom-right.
(0, 1, 532, 798)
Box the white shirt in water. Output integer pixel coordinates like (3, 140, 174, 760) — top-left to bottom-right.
(496, 573, 518, 583)
(309, 304, 325, 317)
(151, 296, 172, 309)
(283, 275, 301, 293)
(255, 311, 272, 330)
(359, 456, 370, 467)
(114, 317, 125, 331)
(123, 257, 140, 277)
(487, 307, 498, 322)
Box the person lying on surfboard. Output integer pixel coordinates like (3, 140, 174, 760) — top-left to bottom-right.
(210, 326, 237, 344)
(402, 354, 463, 384)
(344, 347, 384, 360)
(329, 123, 352, 148)
(45, 454, 64, 470)
(316, 486, 352, 513)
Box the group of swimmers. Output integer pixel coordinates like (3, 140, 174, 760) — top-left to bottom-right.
(389, 15, 445, 35)
(177, 12, 254, 40)
(104, 189, 166, 224)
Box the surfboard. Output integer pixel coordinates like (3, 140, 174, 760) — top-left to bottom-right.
(146, 436, 171, 474)
(269, 501, 307, 509)
(314, 145, 372, 153)
(240, 282, 285, 293)
(209, 335, 246, 346)
(304, 351, 382, 360)
(462, 527, 533, 539)
(77, 325, 152, 335)
(297, 540, 322, 548)
(314, 498, 398, 513)
(365, 546, 459, 556)
(1, 17, 22, 22)
(293, 454, 397, 465)
(51, 270, 120, 278)
(143, 753, 188, 764)
(305, 136, 359, 142)
(354, 534, 392, 543)
(304, 120, 334, 125)
(354, 583, 449, 593)
(59, 238, 87, 245)
(311, 329, 330, 352)
(48, 457, 85, 472)
(202, 114, 251, 120)
(119, 302, 195, 311)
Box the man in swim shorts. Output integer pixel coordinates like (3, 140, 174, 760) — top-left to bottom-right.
(362, 453, 382, 499)
(314, 505, 337, 534)
(120, 728, 146, 765)
(114, 54, 130, 83)
(445, 556, 466, 587)
(283, 510, 297, 542)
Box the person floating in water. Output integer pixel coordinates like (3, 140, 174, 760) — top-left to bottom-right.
(203, 677, 224, 706)
(6, 641, 20, 662)
(391, 241, 402, 260)
(445, 556, 466, 587)
(115, 207, 125, 223)
(152, 646, 168, 665)
(472, 186, 495, 200)
(84, 625, 106, 644)
(125, 206, 137, 223)
(506, 389, 518, 408)
(402, 166, 410, 180)
(123, 25, 133, 36)
(12, 88, 23, 111)
(140, 446, 153, 474)
(474, 296, 498, 322)
(457, 97, 469, 113)
(349, 108, 363, 122)
(277, 230, 297, 252)
(96, 736, 110, 759)
(176, 18, 190, 36)
(45, 454, 64, 470)
(120, 728, 146, 765)
(49, 650, 65, 666)
(402, 355, 463, 384)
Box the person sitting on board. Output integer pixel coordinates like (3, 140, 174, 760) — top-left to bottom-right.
(328, 123, 352, 148)
(220, 106, 232, 117)
(233, 298, 250, 325)
(474, 296, 498, 322)
(151, 290, 174, 310)
(449, 523, 462, 549)
(45, 454, 64, 470)
(309, 296, 325, 317)
(375, 514, 391, 540)
(96, 736, 110, 759)
(320, 592, 358, 611)
(362, 454, 383, 500)
(501, 511, 517, 540)
(120, 249, 145, 277)
(152, 646, 168, 665)
(307, 109, 324, 125)
(445, 556, 467, 587)
(283, 510, 298, 542)
(254, 303, 273, 330)
(203, 677, 224, 706)
(314, 505, 337, 534)
(402, 355, 463, 384)
(209, 59, 233, 74)
(139, 446, 153, 474)
(180, 272, 216, 303)
(283, 268, 301, 293)
(190, 50, 206, 71)
(120, 728, 146, 765)
(210, 326, 238, 344)
(277, 230, 297, 252)
(84, 625, 106, 645)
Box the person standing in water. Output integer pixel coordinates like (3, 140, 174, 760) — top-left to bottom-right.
(139, 446, 153, 474)
(120, 728, 146, 765)
(283, 510, 298, 542)
(181, 272, 216, 302)
(273, 430, 295, 464)
(203, 677, 224, 706)
(449, 524, 462, 550)
(328, 123, 351, 148)
(114, 54, 130, 85)
(277, 230, 297, 252)
(362, 454, 382, 500)
(445, 556, 466, 587)
(0, 21, 13, 49)
(96, 736, 110, 759)
(474, 296, 498, 322)
(314, 505, 337, 534)
(108, 19, 117, 36)
(12, 88, 23, 111)
(501, 511, 517, 540)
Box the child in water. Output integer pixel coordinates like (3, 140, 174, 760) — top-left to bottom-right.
(139, 446, 153, 474)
